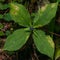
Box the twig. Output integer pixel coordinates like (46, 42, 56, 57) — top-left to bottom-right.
(32, 44, 39, 60)
(48, 31, 60, 37)
(44, 29, 60, 37)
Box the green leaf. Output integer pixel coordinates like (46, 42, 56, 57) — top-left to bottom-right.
(0, 3, 9, 10)
(33, 3, 58, 28)
(9, 2, 31, 27)
(0, 31, 4, 36)
(33, 30, 54, 59)
(55, 48, 60, 60)
(3, 13, 12, 21)
(57, 0, 60, 2)
(3, 29, 30, 51)
(0, 14, 3, 19)
(0, 23, 4, 29)
(5, 30, 11, 36)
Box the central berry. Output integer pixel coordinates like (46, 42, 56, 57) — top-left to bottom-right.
(30, 27, 34, 31)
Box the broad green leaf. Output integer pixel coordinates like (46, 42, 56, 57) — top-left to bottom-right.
(9, 2, 31, 27)
(0, 23, 4, 29)
(55, 48, 60, 60)
(33, 30, 54, 59)
(57, 0, 60, 2)
(5, 30, 11, 36)
(33, 3, 58, 28)
(0, 31, 4, 36)
(0, 14, 3, 19)
(4, 13, 12, 21)
(0, 3, 9, 10)
(3, 29, 30, 51)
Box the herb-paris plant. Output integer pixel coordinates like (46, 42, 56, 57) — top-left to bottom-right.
(3, 2, 58, 59)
